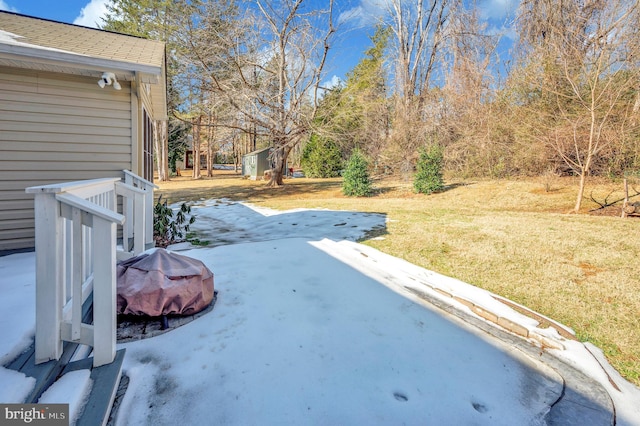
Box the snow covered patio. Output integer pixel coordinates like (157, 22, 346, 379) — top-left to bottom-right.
(2, 200, 640, 425)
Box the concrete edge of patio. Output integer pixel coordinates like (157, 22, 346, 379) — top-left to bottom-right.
(401, 284, 614, 424)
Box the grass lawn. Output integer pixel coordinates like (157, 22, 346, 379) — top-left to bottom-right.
(156, 169, 640, 387)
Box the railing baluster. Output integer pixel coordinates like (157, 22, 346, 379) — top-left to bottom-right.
(71, 207, 83, 341)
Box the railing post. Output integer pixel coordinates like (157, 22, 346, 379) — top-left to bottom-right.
(123, 174, 134, 252)
(134, 191, 145, 255)
(144, 185, 154, 250)
(91, 216, 117, 367)
(32, 191, 64, 364)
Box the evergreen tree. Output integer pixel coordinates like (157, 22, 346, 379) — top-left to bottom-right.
(313, 25, 390, 167)
(342, 150, 372, 197)
(168, 118, 191, 173)
(414, 145, 444, 194)
(301, 134, 343, 178)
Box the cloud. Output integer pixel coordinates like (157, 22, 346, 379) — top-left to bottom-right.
(317, 75, 344, 100)
(338, 0, 387, 28)
(73, 0, 109, 28)
(0, 0, 18, 12)
(479, 0, 519, 21)
(323, 75, 343, 90)
(487, 23, 518, 41)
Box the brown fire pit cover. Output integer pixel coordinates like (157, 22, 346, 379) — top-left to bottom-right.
(117, 249, 214, 316)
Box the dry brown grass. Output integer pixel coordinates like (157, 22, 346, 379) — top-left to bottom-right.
(157, 170, 640, 386)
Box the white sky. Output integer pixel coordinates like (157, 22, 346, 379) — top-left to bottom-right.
(480, 0, 519, 20)
(72, 0, 108, 28)
(1, 200, 639, 424)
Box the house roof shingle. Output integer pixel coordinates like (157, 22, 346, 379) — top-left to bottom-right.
(0, 11, 164, 69)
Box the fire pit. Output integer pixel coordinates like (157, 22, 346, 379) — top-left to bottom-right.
(116, 249, 215, 340)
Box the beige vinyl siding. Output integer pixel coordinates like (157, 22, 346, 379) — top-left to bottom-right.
(0, 66, 133, 251)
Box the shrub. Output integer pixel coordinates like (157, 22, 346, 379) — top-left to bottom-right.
(342, 149, 373, 196)
(414, 144, 444, 194)
(301, 134, 344, 178)
(153, 196, 196, 247)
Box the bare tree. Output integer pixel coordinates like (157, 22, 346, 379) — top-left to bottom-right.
(382, 0, 456, 173)
(195, 0, 335, 186)
(387, 0, 452, 103)
(515, 0, 640, 211)
(206, 110, 215, 177)
(440, 4, 510, 177)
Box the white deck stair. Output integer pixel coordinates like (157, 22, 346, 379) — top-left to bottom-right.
(6, 170, 156, 425)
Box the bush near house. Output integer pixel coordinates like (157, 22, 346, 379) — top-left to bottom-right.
(153, 196, 196, 247)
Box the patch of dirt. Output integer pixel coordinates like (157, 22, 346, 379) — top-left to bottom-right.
(577, 262, 604, 278)
(588, 205, 624, 217)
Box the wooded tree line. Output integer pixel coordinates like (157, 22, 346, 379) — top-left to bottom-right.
(103, 0, 640, 210)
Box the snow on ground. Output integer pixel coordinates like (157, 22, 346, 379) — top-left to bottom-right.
(1, 200, 640, 425)
(179, 199, 386, 248)
(38, 369, 92, 424)
(0, 251, 36, 366)
(116, 238, 562, 425)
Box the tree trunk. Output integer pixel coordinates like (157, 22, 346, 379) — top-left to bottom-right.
(192, 116, 202, 179)
(574, 171, 586, 213)
(159, 120, 169, 181)
(574, 146, 594, 212)
(153, 121, 167, 181)
(207, 114, 214, 177)
(268, 146, 290, 186)
(153, 122, 161, 180)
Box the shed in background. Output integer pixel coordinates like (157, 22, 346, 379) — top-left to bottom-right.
(242, 147, 272, 180)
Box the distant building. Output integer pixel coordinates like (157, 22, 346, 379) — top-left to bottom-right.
(242, 147, 272, 180)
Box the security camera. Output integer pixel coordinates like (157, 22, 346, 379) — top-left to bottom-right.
(98, 72, 121, 90)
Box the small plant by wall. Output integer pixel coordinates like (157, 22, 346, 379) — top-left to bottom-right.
(153, 196, 197, 247)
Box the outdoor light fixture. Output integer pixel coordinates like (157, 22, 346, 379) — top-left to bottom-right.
(98, 72, 121, 90)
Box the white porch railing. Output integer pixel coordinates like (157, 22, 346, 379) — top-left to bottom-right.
(26, 172, 155, 367)
(123, 170, 158, 251)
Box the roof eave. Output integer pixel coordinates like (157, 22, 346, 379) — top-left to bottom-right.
(0, 43, 162, 77)
(0, 41, 168, 121)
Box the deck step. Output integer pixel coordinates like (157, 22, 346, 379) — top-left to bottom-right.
(5, 346, 126, 426)
(65, 349, 126, 426)
(4, 295, 126, 426)
(5, 339, 83, 403)
(5, 296, 94, 403)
